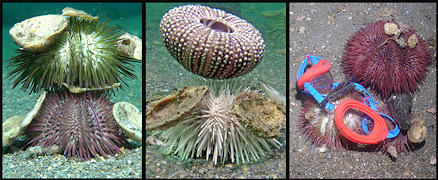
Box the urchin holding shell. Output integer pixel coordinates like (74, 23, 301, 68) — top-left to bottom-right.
(151, 84, 283, 165)
(342, 20, 431, 99)
(160, 5, 265, 79)
(7, 10, 137, 93)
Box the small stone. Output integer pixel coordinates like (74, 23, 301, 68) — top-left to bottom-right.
(388, 145, 398, 158)
(318, 144, 327, 153)
(296, 15, 305, 22)
(299, 26, 306, 34)
(430, 156, 436, 165)
(426, 107, 436, 114)
(225, 163, 233, 168)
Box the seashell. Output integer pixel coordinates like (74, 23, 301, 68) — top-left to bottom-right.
(62, 7, 98, 21)
(260, 82, 286, 108)
(146, 86, 210, 131)
(2, 91, 46, 146)
(233, 92, 285, 138)
(113, 102, 142, 142)
(408, 34, 418, 48)
(383, 22, 400, 35)
(9, 15, 67, 52)
(116, 32, 142, 61)
(407, 118, 427, 143)
(146, 136, 165, 146)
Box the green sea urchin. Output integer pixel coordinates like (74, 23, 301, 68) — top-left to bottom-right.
(7, 16, 137, 93)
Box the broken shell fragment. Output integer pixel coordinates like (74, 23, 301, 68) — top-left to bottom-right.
(146, 86, 210, 131)
(62, 7, 98, 21)
(113, 102, 142, 142)
(383, 22, 400, 35)
(408, 34, 418, 48)
(62, 82, 120, 93)
(233, 92, 286, 138)
(408, 118, 427, 143)
(117, 32, 142, 61)
(9, 15, 67, 52)
(2, 92, 46, 146)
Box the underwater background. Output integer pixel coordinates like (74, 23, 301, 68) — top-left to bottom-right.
(146, 2, 286, 178)
(2, 3, 141, 178)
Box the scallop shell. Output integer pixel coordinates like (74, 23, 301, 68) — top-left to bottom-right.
(113, 102, 142, 142)
(233, 92, 286, 138)
(9, 15, 67, 52)
(2, 92, 46, 146)
(146, 86, 209, 131)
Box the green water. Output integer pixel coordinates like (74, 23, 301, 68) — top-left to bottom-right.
(2, 3, 142, 122)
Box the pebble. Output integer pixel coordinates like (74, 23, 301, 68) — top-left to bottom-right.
(430, 156, 436, 165)
(299, 26, 306, 34)
(426, 107, 436, 114)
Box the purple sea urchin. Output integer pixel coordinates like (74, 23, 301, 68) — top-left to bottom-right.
(160, 5, 265, 79)
(299, 90, 412, 155)
(342, 20, 431, 99)
(24, 89, 127, 161)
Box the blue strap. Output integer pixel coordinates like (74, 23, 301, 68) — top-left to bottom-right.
(297, 55, 400, 139)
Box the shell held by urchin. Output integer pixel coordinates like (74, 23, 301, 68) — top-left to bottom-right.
(24, 89, 128, 161)
(7, 14, 137, 93)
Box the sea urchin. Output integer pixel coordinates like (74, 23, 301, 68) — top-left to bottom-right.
(160, 5, 265, 79)
(24, 89, 127, 161)
(342, 20, 431, 99)
(7, 16, 137, 93)
(160, 84, 280, 165)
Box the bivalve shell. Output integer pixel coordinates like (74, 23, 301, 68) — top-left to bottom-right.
(233, 92, 285, 138)
(113, 102, 142, 142)
(146, 86, 209, 131)
(9, 15, 67, 52)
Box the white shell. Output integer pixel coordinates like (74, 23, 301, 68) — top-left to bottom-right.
(9, 15, 67, 52)
(117, 32, 142, 61)
(113, 102, 142, 142)
(2, 92, 46, 146)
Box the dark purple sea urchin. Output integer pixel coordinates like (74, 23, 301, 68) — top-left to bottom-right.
(24, 89, 127, 161)
(342, 20, 431, 99)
